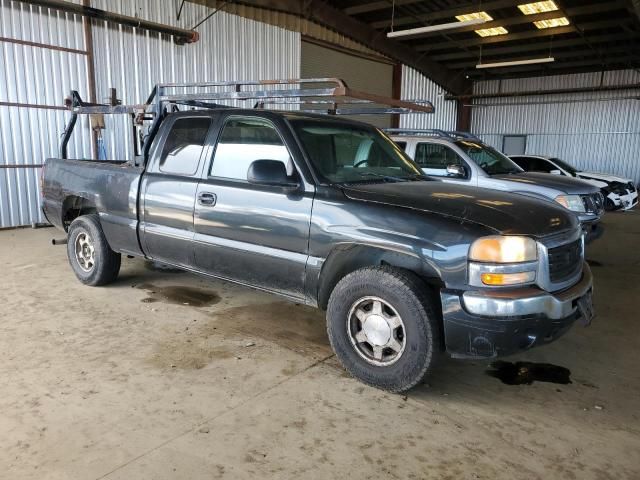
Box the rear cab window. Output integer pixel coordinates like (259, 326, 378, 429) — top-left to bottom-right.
(159, 117, 212, 175)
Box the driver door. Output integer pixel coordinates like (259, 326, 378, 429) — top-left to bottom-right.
(192, 114, 314, 300)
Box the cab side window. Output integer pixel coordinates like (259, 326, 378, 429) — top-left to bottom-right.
(528, 157, 555, 173)
(415, 143, 465, 177)
(511, 156, 530, 170)
(159, 117, 211, 175)
(211, 117, 292, 180)
(534, 158, 556, 173)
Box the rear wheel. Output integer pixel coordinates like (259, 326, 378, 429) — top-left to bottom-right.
(326, 266, 439, 392)
(67, 214, 121, 286)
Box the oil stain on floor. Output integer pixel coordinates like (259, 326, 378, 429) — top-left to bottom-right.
(148, 301, 329, 370)
(208, 302, 331, 359)
(136, 283, 221, 307)
(486, 361, 572, 385)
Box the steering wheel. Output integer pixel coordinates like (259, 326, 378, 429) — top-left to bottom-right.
(354, 159, 369, 168)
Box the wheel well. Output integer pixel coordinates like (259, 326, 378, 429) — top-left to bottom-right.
(62, 196, 97, 231)
(316, 244, 443, 310)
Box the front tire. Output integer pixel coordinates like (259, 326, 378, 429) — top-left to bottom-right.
(326, 266, 439, 393)
(67, 214, 121, 286)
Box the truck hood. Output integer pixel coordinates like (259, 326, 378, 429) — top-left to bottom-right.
(342, 181, 577, 237)
(576, 171, 634, 186)
(491, 172, 600, 195)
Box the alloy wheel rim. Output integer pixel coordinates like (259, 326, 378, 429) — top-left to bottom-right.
(74, 231, 95, 272)
(347, 296, 406, 366)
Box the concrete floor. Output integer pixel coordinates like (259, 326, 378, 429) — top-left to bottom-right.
(1, 212, 639, 480)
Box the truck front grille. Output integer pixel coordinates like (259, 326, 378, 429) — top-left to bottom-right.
(548, 239, 583, 283)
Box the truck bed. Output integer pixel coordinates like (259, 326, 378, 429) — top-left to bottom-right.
(42, 158, 144, 256)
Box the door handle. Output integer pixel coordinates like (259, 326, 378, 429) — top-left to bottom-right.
(198, 192, 217, 206)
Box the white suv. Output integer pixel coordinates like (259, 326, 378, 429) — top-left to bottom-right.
(388, 129, 604, 241)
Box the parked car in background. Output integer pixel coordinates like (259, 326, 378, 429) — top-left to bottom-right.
(388, 129, 605, 242)
(510, 154, 638, 211)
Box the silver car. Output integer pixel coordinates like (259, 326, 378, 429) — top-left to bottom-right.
(388, 129, 604, 240)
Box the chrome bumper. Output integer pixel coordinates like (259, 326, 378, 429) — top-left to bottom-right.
(462, 262, 592, 320)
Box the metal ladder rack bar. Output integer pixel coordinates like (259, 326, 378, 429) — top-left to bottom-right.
(60, 78, 436, 158)
(384, 128, 480, 141)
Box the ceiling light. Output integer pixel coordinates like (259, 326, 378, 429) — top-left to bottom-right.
(476, 57, 555, 69)
(387, 18, 488, 38)
(533, 17, 570, 29)
(455, 11, 493, 22)
(475, 26, 509, 37)
(518, 1, 559, 15)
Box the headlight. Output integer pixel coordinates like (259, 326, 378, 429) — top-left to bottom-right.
(555, 194, 585, 213)
(469, 236, 537, 263)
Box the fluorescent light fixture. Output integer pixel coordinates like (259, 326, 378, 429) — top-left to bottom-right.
(476, 57, 555, 69)
(475, 26, 509, 37)
(518, 1, 559, 15)
(455, 11, 493, 22)
(534, 17, 570, 29)
(387, 18, 488, 38)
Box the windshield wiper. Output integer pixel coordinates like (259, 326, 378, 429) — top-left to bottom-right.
(356, 172, 410, 182)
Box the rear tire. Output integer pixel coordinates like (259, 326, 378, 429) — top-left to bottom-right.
(326, 266, 439, 393)
(67, 214, 121, 286)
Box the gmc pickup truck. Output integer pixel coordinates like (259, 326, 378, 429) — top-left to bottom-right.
(42, 103, 595, 392)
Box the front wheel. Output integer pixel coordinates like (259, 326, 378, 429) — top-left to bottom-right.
(67, 214, 121, 286)
(326, 266, 439, 393)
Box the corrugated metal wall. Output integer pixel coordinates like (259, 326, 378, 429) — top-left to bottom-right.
(90, 0, 300, 160)
(399, 65, 458, 131)
(0, 0, 300, 228)
(199, 0, 389, 59)
(0, 0, 92, 228)
(471, 69, 640, 184)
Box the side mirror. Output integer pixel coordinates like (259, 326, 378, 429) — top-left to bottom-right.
(549, 169, 562, 175)
(247, 159, 300, 189)
(446, 164, 466, 178)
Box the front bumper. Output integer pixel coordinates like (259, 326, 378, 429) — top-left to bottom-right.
(606, 190, 638, 211)
(440, 263, 593, 359)
(580, 220, 603, 243)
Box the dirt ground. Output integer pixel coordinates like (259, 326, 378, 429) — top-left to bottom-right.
(1, 212, 639, 480)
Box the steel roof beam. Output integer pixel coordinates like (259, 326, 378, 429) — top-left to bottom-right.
(370, 0, 627, 30)
(450, 45, 637, 69)
(432, 33, 636, 61)
(465, 52, 637, 77)
(417, 19, 631, 52)
(15, 0, 199, 44)
(221, 0, 468, 94)
(369, 0, 519, 29)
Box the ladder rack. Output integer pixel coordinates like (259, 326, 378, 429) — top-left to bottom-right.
(60, 78, 436, 159)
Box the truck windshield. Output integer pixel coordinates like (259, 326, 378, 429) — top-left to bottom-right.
(290, 120, 425, 184)
(455, 140, 522, 175)
(551, 157, 579, 176)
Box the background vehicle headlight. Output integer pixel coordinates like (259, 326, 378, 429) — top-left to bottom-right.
(555, 194, 586, 212)
(469, 236, 537, 263)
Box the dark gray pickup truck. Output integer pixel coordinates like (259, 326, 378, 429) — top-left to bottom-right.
(42, 107, 595, 392)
